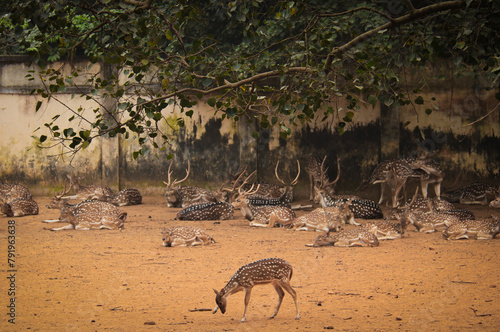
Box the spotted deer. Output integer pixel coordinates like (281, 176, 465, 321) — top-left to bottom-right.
(46, 200, 127, 231)
(0, 197, 39, 217)
(213, 165, 248, 202)
(213, 258, 300, 322)
(232, 183, 295, 228)
(105, 188, 142, 206)
(61, 174, 114, 201)
(490, 194, 500, 209)
(161, 226, 215, 247)
(444, 182, 499, 205)
(443, 217, 500, 240)
(0, 183, 32, 202)
(406, 155, 444, 199)
(163, 160, 217, 208)
(305, 155, 340, 202)
(176, 201, 234, 220)
(360, 218, 408, 240)
(291, 204, 353, 233)
(308, 228, 379, 247)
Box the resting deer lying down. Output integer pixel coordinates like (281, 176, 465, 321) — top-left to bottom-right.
(45, 200, 126, 231)
(1, 197, 39, 217)
(443, 217, 500, 240)
(308, 228, 379, 247)
(291, 204, 354, 233)
(162, 226, 215, 247)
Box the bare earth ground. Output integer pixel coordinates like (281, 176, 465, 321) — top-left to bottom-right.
(1, 196, 499, 332)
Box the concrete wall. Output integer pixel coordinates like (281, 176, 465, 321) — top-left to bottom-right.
(1, 56, 498, 198)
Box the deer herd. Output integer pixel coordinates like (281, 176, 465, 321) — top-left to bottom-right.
(1, 152, 499, 321)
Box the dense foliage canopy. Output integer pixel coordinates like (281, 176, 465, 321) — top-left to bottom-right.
(1, 0, 499, 156)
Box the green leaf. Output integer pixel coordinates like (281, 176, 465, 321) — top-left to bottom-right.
(39, 135, 47, 143)
(251, 131, 259, 139)
(36, 101, 43, 112)
(425, 109, 432, 115)
(207, 97, 216, 107)
(367, 95, 378, 107)
(415, 96, 424, 105)
(202, 77, 212, 87)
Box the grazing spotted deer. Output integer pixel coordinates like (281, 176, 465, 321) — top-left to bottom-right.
(105, 188, 142, 206)
(46, 200, 126, 231)
(213, 258, 300, 322)
(176, 202, 234, 220)
(0, 197, 39, 217)
(163, 160, 217, 208)
(291, 204, 352, 233)
(308, 228, 379, 247)
(407, 155, 444, 199)
(62, 174, 114, 201)
(0, 183, 32, 202)
(305, 155, 340, 202)
(232, 184, 295, 228)
(443, 217, 500, 240)
(161, 226, 215, 247)
(444, 182, 499, 205)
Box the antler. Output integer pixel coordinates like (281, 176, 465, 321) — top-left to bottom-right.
(318, 156, 341, 189)
(275, 160, 301, 186)
(163, 160, 191, 188)
(55, 179, 71, 199)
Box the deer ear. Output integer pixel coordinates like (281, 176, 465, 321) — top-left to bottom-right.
(213, 288, 219, 295)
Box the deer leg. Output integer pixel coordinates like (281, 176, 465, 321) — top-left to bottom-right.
(309, 174, 314, 201)
(279, 281, 300, 320)
(378, 182, 386, 205)
(42, 218, 63, 223)
(270, 283, 285, 319)
(241, 287, 253, 322)
(50, 224, 75, 231)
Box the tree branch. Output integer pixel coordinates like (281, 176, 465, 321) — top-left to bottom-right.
(324, 0, 463, 70)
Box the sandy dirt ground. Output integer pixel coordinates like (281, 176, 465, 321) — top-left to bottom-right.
(1, 195, 499, 331)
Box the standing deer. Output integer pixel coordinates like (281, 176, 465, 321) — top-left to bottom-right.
(163, 160, 217, 208)
(213, 257, 300, 322)
(162, 226, 215, 247)
(62, 174, 114, 201)
(305, 155, 340, 202)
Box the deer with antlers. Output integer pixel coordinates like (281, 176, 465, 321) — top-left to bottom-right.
(232, 175, 296, 228)
(163, 160, 217, 208)
(60, 174, 114, 201)
(305, 155, 340, 203)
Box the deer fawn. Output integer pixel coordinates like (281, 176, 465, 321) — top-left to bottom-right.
(162, 226, 215, 247)
(213, 258, 300, 322)
(163, 160, 217, 208)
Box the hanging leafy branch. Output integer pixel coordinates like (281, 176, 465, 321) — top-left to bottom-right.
(1, 0, 498, 157)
